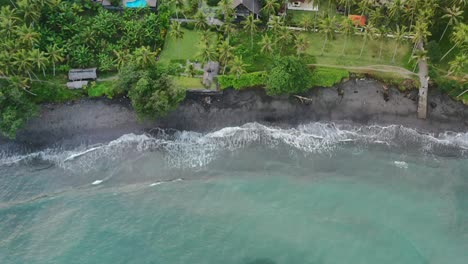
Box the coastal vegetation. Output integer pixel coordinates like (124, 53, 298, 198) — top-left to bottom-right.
(0, 0, 467, 138)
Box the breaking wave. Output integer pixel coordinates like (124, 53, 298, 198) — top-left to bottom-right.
(1, 122, 467, 170)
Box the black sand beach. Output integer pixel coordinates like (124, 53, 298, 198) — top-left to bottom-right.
(2, 79, 468, 149)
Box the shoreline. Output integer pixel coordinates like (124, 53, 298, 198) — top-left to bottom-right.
(1, 78, 468, 150)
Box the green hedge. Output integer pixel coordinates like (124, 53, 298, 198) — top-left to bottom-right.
(218, 71, 268, 90)
(218, 67, 349, 91)
(309, 67, 349, 87)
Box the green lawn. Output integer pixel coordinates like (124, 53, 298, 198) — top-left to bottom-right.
(173, 76, 209, 89)
(302, 33, 411, 68)
(159, 29, 215, 63)
(87, 80, 117, 98)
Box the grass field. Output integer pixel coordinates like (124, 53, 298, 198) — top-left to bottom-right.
(173, 76, 212, 89)
(159, 29, 216, 63)
(301, 33, 412, 68)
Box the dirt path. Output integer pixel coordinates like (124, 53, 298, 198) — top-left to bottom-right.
(308, 64, 417, 78)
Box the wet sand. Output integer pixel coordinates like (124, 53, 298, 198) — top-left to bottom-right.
(1, 79, 468, 149)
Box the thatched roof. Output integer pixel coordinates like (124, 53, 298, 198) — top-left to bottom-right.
(232, 0, 261, 15)
(68, 68, 97, 81)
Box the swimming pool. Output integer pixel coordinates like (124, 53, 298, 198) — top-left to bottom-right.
(126, 0, 147, 8)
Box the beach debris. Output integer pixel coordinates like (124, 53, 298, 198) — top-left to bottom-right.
(293, 95, 313, 104)
(383, 84, 389, 102)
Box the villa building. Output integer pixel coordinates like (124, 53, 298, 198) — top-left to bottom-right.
(287, 0, 318, 12)
(232, 0, 261, 19)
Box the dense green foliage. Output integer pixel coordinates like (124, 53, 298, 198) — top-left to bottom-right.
(309, 67, 349, 87)
(218, 72, 268, 90)
(0, 0, 171, 137)
(266, 56, 313, 95)
(117, 63, 186, 119)
(0, 82, 37, 139)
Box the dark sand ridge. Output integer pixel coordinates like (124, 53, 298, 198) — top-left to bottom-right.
(1, 79, 468, 150)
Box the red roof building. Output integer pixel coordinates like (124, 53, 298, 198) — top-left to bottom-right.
(348, 15, 366, 27)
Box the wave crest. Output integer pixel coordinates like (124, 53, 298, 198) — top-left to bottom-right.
(1, 122, 467, 170)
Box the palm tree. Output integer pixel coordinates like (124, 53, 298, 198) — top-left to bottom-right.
(259, 34, 274, 54)
(133, 46, 157, 68)
(451, 0, 467, 7)
(340, 16, 354, 55)
(222, 19, 237, 40)
(200, 30, 213, 47)
(114, 49, 131, 70)
(391, 25, 407, 64)
(262, 0, 279, 19)
(439, 6, 464, 42)
(229, 56, 248, 79)
(242, 14, 260, 49)
(16, 24, 40, 48)
(441, 23, 468, 61)
(300, 16, 314, 32)
(185, 63, 197, 77)
(13, 49, 33, 77)
(218, 0, 234, 19)
(46, 44, 64, 76)
(447, 53, 467, 76)
(268, 15, 284, 36)
(376, 27, 388, 60)
(410, 21, 431, 61)
(197, 42, 217, 65)
(388, 0, 405, 23)
(295, 35, 310, 56)
(29, 49, 48, 77)
(318, 15, 337, 55)
(17, 0, 41, 25)
(359, 23, 376, 58)
(217, 40, 234, 74)
(411, 49, 428, 72)
(357, 0, 372, 18)
(277, 27, 294, 54)
(169, 21, 184, 58)
(194, 11, 208, 31)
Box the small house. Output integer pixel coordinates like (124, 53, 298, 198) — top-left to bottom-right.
(68, 68, 97, 81)
(232, 0, 261, 19)
(287, 0, 318, 12)
(348, 15, 366, 27)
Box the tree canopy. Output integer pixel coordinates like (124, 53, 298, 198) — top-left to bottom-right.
(266, 56, 313, 96)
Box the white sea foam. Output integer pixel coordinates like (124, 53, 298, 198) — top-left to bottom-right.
(1, 123, 468, 170)
(92, 180, 104, 185)
(394, 161, 409, 169)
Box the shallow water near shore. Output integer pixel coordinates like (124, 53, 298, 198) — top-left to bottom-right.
(1, 122, 468, 264)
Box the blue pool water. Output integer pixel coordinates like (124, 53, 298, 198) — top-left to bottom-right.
(126, 0, 146, 8)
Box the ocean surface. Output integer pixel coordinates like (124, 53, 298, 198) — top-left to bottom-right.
(1, 122, 468, 264)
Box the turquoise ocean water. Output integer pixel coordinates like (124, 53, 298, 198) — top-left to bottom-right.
(1, 123, 468, 264)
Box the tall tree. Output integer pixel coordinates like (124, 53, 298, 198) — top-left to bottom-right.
(391, 25, 407, 64)
(229, 56, 248, 79)
(439, 6, 464, 42)
(133, 46, 157, 68)
(294, 35, 310, 56)
(441, 23, 468, 61)
(46, 44, 64, 76)
(259, 34, 274, 54)
(318, 15, 337, 55)
(169, 21, 184, 58)
(268, 15, 284, 36)
(447, 53, 467, 76)
(359, 23, 376, 58)
(197, 42, 217, 65)
(194, 10, 208, 31)
(262, 0, 280, 19)
(218, 0, 234, 19)
(300, 15, 314, 32)
(340, 16, 354, 56)
(241, 14, 260, 49)
(217, 40, 234, 74)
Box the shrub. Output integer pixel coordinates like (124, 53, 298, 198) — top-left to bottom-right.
(218, 72, 268, 90)
(206, 0, 221, 6)
(266, 56, 313, 95)
(309, 67, 349, 87)
(180, 22, 195, 30)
